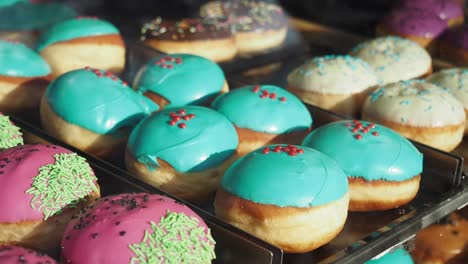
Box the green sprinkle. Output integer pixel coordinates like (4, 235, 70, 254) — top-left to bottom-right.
(0, 115, 23, 149)
(26, 153, 97, 220)
(129, 210, 216, 264)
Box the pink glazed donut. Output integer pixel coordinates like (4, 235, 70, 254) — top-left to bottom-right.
(61, 193, 216, 264)
(0, 245, 56, 264)
(0, 144, 100, 251)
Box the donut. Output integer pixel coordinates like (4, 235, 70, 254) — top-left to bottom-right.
(287, 55, 379, 117)
(302, 120, 422, 211)
(133, 54, 228, 109)
(0, 39, 51, 114)
(0, 144, 100, 251)
(200, 0, 288, 55)
(215, 144, 349, 253)
(439, 25, 468, 66)
(377, 8, 448, 51)
(350, 36, 432, 85)
(141, 17, 236, 62)
(0, 245, 56, 264)
(362, 80, 465, 152)
(0, 1, 76, 47)
(397, 0, 464, 27)
(427, 68, 468, 134)
(0, 112, 23, 150)
(125, 106, 238, 202)
(366, 248, 414, 264)
(211, 84, 312, 156)
(40, 68, 158, 157)
(61, 193, 216, 264)
(36, 16, 125, 78)
(412, 213, 468, 263)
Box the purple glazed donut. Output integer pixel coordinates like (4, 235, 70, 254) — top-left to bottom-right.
(398, 0, 463, 26)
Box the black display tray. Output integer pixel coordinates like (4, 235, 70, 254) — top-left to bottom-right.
(10, 39, 468, 264)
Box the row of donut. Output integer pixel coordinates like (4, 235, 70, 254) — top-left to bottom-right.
(0, 114, 216, 263)
(141, 0, 288, 62)
(287, 35, 468, 153)
(377, 0, 468, 65)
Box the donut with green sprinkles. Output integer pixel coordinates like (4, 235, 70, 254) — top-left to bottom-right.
(61, 193, 216, 264)
(0, 144, 99, 223)
(0, 113, 23, 150)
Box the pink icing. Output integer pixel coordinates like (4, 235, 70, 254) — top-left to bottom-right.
(382, 8, 448, 38)
(0, 144, 73, 222)
(61, 193, 210, 264)
(398, 0, 463, 21)
(0, 245, 56, 263)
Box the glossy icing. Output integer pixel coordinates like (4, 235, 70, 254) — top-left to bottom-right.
(127, 106, 238, 173)
(440, 24, 468, 50)
(427, 68, 468, 110)
(45, 68, 158, 135)
(0, 144, 96, 222)
(62, 193, 215, 264)
(382, 8, 447, 38)
(0, 0, 24, 8)
(365, 248, 414, 264)
(399, 0, 463, 21)
(287, 55, 379, 94)
(350, 36, 431, 85)
(302, 120, 423, 181)
(363, 80, 465, 127)
(36, 17, 120, 51)
(134, 54, 226, 107)
(0, 245, 57, 264)
(0, 40, 50, 77)
(221, 144, 348, 207)
(211, 85, 312, 133)
(0, 2, 76, 31)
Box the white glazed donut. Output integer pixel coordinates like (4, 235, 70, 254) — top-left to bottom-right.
(427, 68, 468, 134)
(362, 80, 465, 151)
(287, 55, 379, 117)
(350, 36, 432, 85)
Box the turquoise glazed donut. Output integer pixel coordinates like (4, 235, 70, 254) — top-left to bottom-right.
(37, 17, 125, 78)
(126, 106, 238, 201)
(0, 40, 51, 112)
(211, 84, 312, 155)
(215, 144, 349, 253)
(134, 54, 227, 108)
(41, 68, 157, 156)
(302, 120, 423, 211)
(366, 248, 414, 264)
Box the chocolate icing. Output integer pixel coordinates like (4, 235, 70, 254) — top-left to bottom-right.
(141, 17, 231, 41)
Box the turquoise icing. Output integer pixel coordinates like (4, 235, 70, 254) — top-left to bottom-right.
(302, 120, 423, 182)
(36, 17, 120, 51)
(365, 248, 414, 264)
(0, 40, 50, 77)
(127, 106, 238, 173)
(45, 68, 158, 135)
(0, 0, 24, 8)
(134, 54, 225, 107)
(211, 85, 312, 133)
(221, 144, 348, 207)
(0, 2, 76, 30)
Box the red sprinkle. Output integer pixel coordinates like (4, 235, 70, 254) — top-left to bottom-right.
(178, 110, 186, 115)
(105, 72, 113, 77)
(260, 94, 267, 99)
(368, 123, 376, 129)
(169, 112, 178, 118)
(355, 134, 363, 140)
(353, 120, 360, 124)
(252, 86, 260, 93)
(182, 115, 190, 121)
(284, 147, 291, 152)
(172, 116, 181, 121)
(84, 66, 91, 71)
(187, 114, 195, 119)
(279, 97, 286, 102)
(297, 149, 304, 154)
(175, 58, 183, 64)
(269, 93, 277, 99)
(166, 64, 174, 69)
(273, 146, 282, 152)
(168, 120, 176, 126)
(288, 151, 297, 156)
(178, 123, 187, 129)
(352, 128, 358, 133)
(122, 81, 128, 86)
(355, 123, 363, 129)
(361, 128, 369, 134)
(372, 131, 379, 136)
(262, 148, 270, 154)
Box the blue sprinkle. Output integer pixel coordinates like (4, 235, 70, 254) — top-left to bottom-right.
(370, 88, 385, 102)
(424, 105, 432, 112)
(401, 117, 406, 123)
(399, 99, 411, 105)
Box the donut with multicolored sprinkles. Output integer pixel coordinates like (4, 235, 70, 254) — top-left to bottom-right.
(0, 144, 100, 252)
(61, 193, 216, 264)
